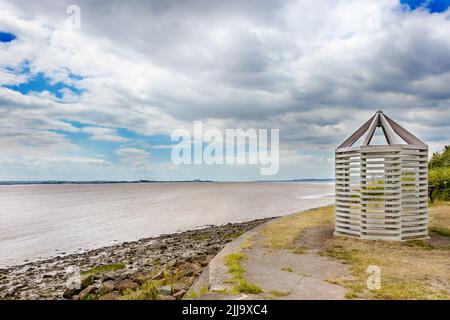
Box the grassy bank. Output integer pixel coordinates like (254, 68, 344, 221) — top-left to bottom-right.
(261, 204, 450, 299)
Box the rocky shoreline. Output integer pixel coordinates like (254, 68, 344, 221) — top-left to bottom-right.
(0, 218, 273, 300)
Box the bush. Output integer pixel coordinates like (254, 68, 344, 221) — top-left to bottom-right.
(429, 167, 450, 188)
(428, 146, 450, 201)
(429, 145, 450, 169)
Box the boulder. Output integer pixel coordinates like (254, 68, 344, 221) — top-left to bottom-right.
(158, 285, 172, 296)
(80, 275, 94, 289)
(114, 279, 140, 292)
(63, 287, 79, 299)
(173, 283, 190, 292)
(158, 294, 175, 300)
(167, 258, 178, 268)
(172, 289, 187, 300)
(180, 265, 196, 278)
(99, 280, 115, 294)
(79, 285, 96, 300)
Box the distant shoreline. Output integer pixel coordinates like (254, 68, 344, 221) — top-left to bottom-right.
(0, 179, 334, 186)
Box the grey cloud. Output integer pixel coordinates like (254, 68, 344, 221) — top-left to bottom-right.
(1, 0, 450, 179)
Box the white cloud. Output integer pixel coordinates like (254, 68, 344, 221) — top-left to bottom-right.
(115, 147, 151, 168)
(81, 126, 128, 142)
(0, 0, 449, 180)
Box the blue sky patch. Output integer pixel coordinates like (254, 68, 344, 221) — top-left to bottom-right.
(0, 31, 16, 43)
(56, 120, 174, 165)
(400, 0, 450, 13)
(4, 72, 84, 99)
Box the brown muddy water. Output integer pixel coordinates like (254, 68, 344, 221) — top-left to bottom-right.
(0, 182, 334, 267)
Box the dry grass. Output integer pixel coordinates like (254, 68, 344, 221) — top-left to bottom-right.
(322, 202, 450, 300)
(323, 236, 450, 299)
(261, 205, 334, 250)
(429, 201, 450, 236)
(259, 203, 450, 299)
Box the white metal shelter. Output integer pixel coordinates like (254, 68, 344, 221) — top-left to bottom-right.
(335, 110, 428, 241)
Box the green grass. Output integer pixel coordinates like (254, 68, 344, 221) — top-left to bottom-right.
(121, 281, 158, 300)
(236, 279, 263, 294)
(268, 202, 449, 299)
(81, 263, 125, 275)
(224, 253, 262, 294)
(268, 290, 290, 297)
(184, 286, 209, 299)
(120, 269, 187, 300)
(322, 235, 450, 299)
(81, 293, 97, 300)
(430, 227, 450, 237)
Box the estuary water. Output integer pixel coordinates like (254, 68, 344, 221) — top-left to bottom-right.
(0, 182, 334, 267)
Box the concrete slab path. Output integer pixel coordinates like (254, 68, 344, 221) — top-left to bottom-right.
(189, 209, 352, 300)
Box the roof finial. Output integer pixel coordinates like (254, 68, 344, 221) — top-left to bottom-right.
(376, 109, 383, 114)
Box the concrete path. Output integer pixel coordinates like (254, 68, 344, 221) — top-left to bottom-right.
(189, 211, 352, 300)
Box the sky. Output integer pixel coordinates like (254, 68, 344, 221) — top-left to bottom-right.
(0, 0, 449, 181)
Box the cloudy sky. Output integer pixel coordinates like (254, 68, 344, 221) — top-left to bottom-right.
(0, 0, 449, 181)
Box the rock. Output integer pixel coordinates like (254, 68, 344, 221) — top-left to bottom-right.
(188, 276, 196, 285)
(99, 280, 115, 294)
(80, 275, 94, 290)
(206, 244, 221, 255)
(100, 275, 113, 282)
(199, 255, 213, 267)
(180, 264, 203, 278)
(159, 295, 176, 300)
(173, 283, 190, 292)
(114, 279, 140, 292)
(172, 290, 187, 300)
(100, 292, 121, 300)
(63, 275, 94, 299)
(79, 285, 96, 300)
(180, 266, 196, 277)
(63, 287, 80, 299)
(0, 218, 271, 300)
(71, 295, 80, 300)
(167, 259, 178, 268)
(158, 285, 172, 295)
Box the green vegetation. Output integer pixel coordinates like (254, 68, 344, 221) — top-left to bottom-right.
(430, 227, 450, 237)
(429, 146, 450, 201)
(261, 204, 449, 299)
(281, 267, 293, 273)
(184, 285, 209, 299)
(322, 207, 450, 300)
(121, 280, 159, 300)
(82, 263, 125, 275)
(224, 253, 262, 294)
(429, 145, 450, 169)
(241, 236, 254, 250)
(120, 269, 188, 300)
(268, 290, 290, 297)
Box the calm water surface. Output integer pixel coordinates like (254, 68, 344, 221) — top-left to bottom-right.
(0, 182, 334, 267)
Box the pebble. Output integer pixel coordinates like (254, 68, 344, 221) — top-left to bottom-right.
(0, 218, 272, 300)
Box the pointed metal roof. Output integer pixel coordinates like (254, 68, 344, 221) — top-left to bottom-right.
(337, 110, 427, 150)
